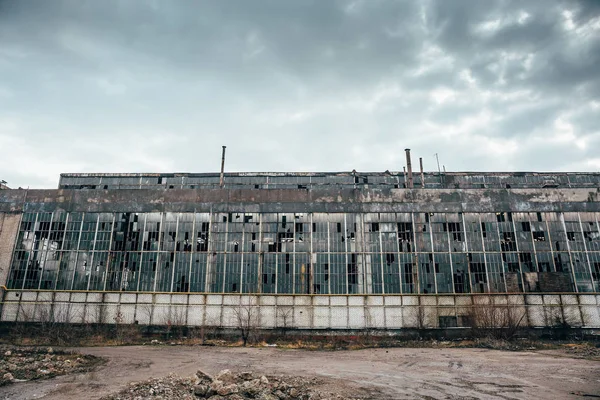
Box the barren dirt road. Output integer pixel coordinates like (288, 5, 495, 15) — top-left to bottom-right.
(0, 346, 598, 400)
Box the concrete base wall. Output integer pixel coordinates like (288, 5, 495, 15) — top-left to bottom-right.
(1, 291, 599, 329)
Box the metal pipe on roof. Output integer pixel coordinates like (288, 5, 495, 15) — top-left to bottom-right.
(405, 149, 414, 188)
(220, 146, 226, 188)
(420, 157, 425, 188)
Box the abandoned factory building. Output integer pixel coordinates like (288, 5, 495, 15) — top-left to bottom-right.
(1, 167, 599, 330)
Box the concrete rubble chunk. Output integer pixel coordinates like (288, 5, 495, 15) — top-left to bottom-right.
(215, 369, 236, 384)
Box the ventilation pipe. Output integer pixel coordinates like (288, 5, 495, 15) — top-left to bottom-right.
(220, 146, 226, 188)
(419, 157, 425, 188)
(405, 148, 413, 188)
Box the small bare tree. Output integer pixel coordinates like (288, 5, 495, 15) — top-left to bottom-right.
(232, 299, 259, 346)
(468, 297, 526, 339)
(276, 305, 294, 336)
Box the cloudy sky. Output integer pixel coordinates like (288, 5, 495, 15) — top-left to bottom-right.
(1, 0, 599, 188)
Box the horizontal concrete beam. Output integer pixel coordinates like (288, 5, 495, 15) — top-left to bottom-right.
(1, 188, 598, 213)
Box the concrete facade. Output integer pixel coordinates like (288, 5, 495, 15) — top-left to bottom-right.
(1, 171, 599, 329)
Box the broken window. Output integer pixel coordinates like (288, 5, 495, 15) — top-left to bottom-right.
(533, 231, 546, 241)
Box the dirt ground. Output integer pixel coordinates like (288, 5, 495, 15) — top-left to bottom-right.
(0, 345, 598, 400)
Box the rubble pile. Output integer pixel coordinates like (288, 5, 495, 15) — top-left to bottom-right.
(0, 346, 100, 386)
(103, 369, 360, 400)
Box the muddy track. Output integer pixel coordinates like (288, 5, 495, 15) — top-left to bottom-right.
(0, 346, 598, 399)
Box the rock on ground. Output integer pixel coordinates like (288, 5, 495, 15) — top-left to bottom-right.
(0, 345, 102, 387)
(101, 369, 363, 400)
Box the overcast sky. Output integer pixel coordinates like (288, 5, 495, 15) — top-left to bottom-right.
(1, 0, 599, 188)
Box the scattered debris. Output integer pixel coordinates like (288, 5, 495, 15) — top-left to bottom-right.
(0, 345, 103, 387)
(101, 369, 363, 400)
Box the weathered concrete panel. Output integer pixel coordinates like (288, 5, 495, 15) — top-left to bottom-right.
(0, 214, 20, 288)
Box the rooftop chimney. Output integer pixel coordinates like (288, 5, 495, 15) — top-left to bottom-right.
(220, 146, 226, 188)
(419, 157, 425, 188)
(405, 149, 413, 189)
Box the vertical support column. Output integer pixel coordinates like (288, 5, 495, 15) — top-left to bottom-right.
(327, 220, 331, 294)
(309, 213, 313, 294)
(69, 214, 85, 291)
(429, 213, 438, 294)
(21, 212, 39, 290)
(494, 218, 509, 292)
(559, 212, 579, 292)
(37, 212, 54, 290)
(395, 214, 403, 295)
(52, 213, 69, 291)
(86, 214, 99, 291)
(344, 213, 349, 294)
(378, 222, 385, 295)
(152, 213, 164, 292)
(222, 213, 229, 293)
(101, 214, 116, 291)
(258, 213, 264, 294)
(461, 213, 472, 293)
(410, 212, 420, 294)
(187, 213, 196, 293)
(136, 214, 147, 292)
(169, 214, 180, 292)
(577, 213, 594, 290)
(240, 220, 245, 294)
(478, 215, 492, 293)
(510, 214, 526, 292)
(292, 213, 296, 295)
(204, 210, 214, 293)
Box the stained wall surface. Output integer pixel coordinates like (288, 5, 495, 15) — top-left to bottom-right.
(1, 178, 599, 329)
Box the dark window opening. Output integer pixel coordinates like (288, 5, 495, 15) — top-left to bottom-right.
(439, 316, 458, 328)
(519, 252, 534, 270)
(521, 222, 531, 232)
(508, 262, 520, 272)
(398, 222, 413, 241)
(567, 231, 576, 241)
(348, 254, 357, 285)
(538, 262, 551, 272)
(592, 262, 600, 281)
(537, 212, 543, 222)
(337, 222, 342, 233)
(385, 253, 395, 265)
(244, 215, 253, 223)
(371, 223, 379, 232)
(295, 222, 303, 233)
(533, 231, 546, 241)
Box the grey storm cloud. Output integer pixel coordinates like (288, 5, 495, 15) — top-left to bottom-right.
(0, 0, 599, 188)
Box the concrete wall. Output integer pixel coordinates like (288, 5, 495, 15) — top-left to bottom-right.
(2, 291, 599, 329)
(0, 213, 21, 287)
(1, 187, 599, 214)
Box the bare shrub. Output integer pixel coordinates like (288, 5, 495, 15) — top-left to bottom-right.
(276, 305, 294, 336)
(467, 298, 526, 339)
(232, 299, 259, 346)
